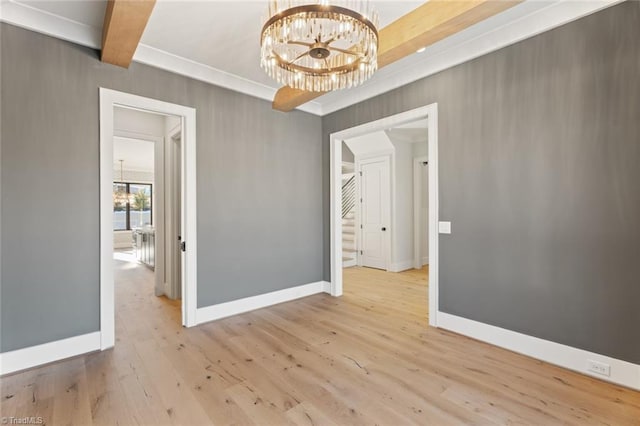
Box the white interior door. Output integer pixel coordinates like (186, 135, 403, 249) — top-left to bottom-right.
(151, 135, 165, 297)
(420, 162, 429, 265)
(172, 132, 183, 299)
(163, 121, 183, 301)
(359, 156, 390, 270)
(414, 157, 429, 268)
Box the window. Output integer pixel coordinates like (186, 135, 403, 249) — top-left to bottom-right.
(113, 182, 152, 231)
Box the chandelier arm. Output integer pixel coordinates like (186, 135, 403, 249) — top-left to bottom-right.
(289, 51, 310, 64)
(327, 46, 364, 57)
(287, 41, 314, 47)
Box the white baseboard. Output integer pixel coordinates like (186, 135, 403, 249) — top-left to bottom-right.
(437, 312, 640, 391)
(195, 281, 331, 325)
(389, 260, 414, 273)
(422, 256, 429, 265)
(0, 332, 101, 375)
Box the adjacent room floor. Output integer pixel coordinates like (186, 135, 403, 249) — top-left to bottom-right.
(1, 260, 639, 424)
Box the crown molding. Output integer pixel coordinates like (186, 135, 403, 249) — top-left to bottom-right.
(0, 0, 323, 115)
(131, 43, 322, 115)
(0, 0, 101, 48)
(319, 0, 623, 115)
(0, 0, 623, 117)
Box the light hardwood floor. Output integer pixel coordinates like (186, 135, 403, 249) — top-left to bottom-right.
(1, 256, 639, 425)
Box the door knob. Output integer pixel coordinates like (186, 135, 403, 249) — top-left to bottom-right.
(381, 227, 387, 231)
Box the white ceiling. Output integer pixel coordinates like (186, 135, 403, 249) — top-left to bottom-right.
(1, 0, 622, 115)
(112, 107, 166, 172)
(142, 1, 423, 90)
(345, 130, 393, 156)
(114, 137, 155, 173)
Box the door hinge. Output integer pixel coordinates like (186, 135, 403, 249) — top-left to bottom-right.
(360, 250, 363, 255)
(360, 197, 362, 203)
(359, 171, 362, 176)
(360, 224, 363, 229)
(180, 241, 186, 252)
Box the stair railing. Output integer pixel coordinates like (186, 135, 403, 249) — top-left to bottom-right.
(342, 175, 356, 218)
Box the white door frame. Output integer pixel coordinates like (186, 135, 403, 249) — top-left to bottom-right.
(330, 103, 439, 327)
(99, 88, 198, 350)
(413, 156, 429, 269)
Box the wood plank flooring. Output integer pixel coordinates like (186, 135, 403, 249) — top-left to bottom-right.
(1, 255, 639, 425)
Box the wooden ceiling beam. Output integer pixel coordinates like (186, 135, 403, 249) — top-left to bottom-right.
(101, 0, 156, 68)
(272, 0, 522, 112)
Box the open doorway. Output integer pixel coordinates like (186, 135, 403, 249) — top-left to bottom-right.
(330, 104, 439, 327)
(111, 105, 182, 300)
(100, 89, 198, 350)
(340, 120, 428, 310)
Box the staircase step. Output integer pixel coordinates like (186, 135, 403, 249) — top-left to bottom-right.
(343, 258, 357, 268)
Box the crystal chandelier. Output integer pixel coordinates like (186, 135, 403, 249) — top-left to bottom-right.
(113, 160, 131, 205)
(260, 1, 379, 92)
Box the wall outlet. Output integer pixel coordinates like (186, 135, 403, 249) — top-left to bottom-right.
(587, 360, 611, 377)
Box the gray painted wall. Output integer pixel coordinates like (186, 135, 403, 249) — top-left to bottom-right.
(0, 23, 323, 352)
(322, 1, 640, 364)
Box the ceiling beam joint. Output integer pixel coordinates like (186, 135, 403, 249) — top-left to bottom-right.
(101, 0, 156, 68)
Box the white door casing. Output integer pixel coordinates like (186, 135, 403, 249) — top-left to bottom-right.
(329, 103, 439, 327)
(100, 88, 198, 351)
(359, 156, 391, 270)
